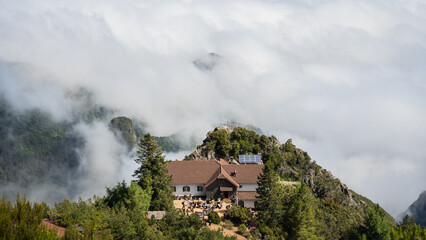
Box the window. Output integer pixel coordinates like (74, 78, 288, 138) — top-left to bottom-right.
(197, 186, 203, 192)
(183, 186, 190, 192)
(173, 186, 176, 192)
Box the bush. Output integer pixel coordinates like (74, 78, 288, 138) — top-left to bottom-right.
(238, 224, 247, 235)
(223, 220, 234, 230)
(208, 211, 221, 224)
(0, 195, 61, 240)
(226, 205, 253, 225)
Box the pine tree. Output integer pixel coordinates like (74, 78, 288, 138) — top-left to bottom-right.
(359, 208, 391, 240)
(256, 166, 293, 237)
(288, 182, 320, 240)
(133, 133, 174, 211)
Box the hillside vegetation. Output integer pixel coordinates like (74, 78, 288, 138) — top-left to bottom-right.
(188, 126, 398, 239)
(2, 126, 426, 239)
(0, 98, 83, 186)
(0, 96, 190, 190)
(1, 133, 235, 240)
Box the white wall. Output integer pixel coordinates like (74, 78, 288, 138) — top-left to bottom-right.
(172, 184, 206, 197)
(237, 184, 257, 192)
(244, 200, 255, 209)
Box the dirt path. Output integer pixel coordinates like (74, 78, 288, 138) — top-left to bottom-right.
(207, 223, 247, 240)
(41, 219, 66, 237)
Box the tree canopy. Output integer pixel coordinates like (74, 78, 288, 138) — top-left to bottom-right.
(133, 133, 174, 211)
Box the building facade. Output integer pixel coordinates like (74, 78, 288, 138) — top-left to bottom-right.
(166, 159, 263, 208)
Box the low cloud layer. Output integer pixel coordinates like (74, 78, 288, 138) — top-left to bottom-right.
(1, 0, 426, 217)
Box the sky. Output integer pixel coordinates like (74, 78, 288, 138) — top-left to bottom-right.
(1, 0, 426, 217)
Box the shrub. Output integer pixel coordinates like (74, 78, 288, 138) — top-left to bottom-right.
(223, 220, 234, 230)
(238, 224, 247, 235)
(208, 211, 221, 224)
(226, 205, 253, 225)
(0, 195, 61, 240)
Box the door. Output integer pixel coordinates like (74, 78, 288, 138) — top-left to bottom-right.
(224, 191, 229, 198)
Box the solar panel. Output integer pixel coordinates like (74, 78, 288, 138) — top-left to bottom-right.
(238, 154, 261, 164)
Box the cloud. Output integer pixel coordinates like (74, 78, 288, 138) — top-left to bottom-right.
(1, 0, 426, 217)
(73, 121, 138, 199)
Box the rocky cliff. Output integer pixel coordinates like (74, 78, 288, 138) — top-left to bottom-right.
(403, 191, 426, 226)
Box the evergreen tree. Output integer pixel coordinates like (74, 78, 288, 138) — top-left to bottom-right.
(133, 133, 174, 211)
(288, 182, 320, 240)
(256, 166, 293, 237)
(397, 214, 416, 232)
(360, 208, 391, 240)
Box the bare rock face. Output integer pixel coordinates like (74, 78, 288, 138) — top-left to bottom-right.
(187, 145, 220, 161)
(214, 125, 233, 134)
(303, 169, 315, 189)
(340, 183, 356, 205)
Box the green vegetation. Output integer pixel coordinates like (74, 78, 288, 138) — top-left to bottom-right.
(201, 127, 264, 158)
(153, 136, 183, 153)
(4, 120, 422, 239)
(0, 195, 60, 240)
(0, 134, 235, 239)
(391, 215, 426, 239)
(134, 123, 196, 153)
(109, 117, 137, 150)
(0, 98, 83, 185)
(193, 126, 400, 239)
(359, 208, 391, 240)
(237, 224, 247, 235)
(133, 133, 174, 211)
(208, 211, 221, 224)
(225, 205, 253, 225)
(205, 129, 232, 157)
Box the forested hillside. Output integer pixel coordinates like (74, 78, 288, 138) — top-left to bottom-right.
(1, 133, 235, 240)
(187, 126, 405, 239)
(403, 191, 426, 226)
(0, 96, 190, 190)
(2, 126, 426, 239)
(0, 98, 83, 185)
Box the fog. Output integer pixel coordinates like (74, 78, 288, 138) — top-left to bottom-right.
(1, 0, 426, 217)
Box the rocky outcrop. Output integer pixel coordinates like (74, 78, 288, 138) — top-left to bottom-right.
(402, 191, 426, 226)
(109, 116, 137, 150)
(187, 147, 221, 161)
(302, 167, 356, 206)
(186, 126, 233, 161)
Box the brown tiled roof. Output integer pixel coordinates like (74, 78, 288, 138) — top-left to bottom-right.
(217, 159, 230, 165)
(166, 160, 263, 186)
(205, 166, 239, 188)
(237, 191, 258, 201)
(223, 164, 264, 184)
(218, 166, 239, 187)
(167, 160, 221, 185)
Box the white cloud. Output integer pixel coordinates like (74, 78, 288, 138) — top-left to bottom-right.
(1, 0, 426, 217)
